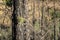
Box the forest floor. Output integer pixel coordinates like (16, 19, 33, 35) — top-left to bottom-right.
(0, 0, 12, 27)
(0, 1, 60, 26)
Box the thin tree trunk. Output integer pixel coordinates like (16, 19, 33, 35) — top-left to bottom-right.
(12, 0, 18, 40)
(12, 0, 25, 40)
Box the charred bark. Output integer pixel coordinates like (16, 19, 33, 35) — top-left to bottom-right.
(12, 0, 18, 40)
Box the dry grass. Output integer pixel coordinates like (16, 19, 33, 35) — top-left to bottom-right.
(0, 2, 12, 27)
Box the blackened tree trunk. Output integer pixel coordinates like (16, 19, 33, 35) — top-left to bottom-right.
(12, 0, 25, 40)
(12, 0, 18, 40)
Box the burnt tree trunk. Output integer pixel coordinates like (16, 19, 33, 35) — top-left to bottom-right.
(12, 0, 25, 40)
(12, 0, 18, 40)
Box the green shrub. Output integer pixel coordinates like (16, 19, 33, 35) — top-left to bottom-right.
(55, 11, 60, 18)
(5, 0, 12, 7)
(49, 9, 60, 19)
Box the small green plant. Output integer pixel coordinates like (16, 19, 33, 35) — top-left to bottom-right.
(4, 0, 12, 7)
(55, 11, 60, 18)
(17, 17, 25, 23)
(34, 21, 40, 31)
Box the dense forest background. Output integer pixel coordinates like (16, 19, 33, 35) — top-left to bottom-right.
(0, 0, 60, 40)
